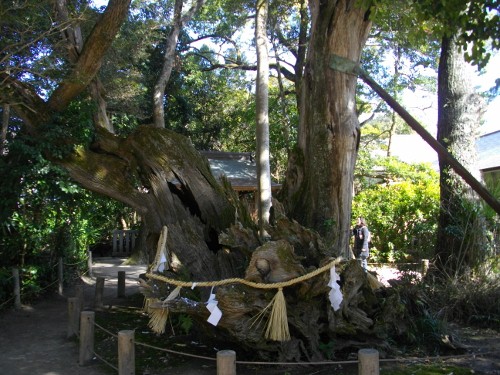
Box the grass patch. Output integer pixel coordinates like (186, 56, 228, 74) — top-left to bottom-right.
(92, 293, 216, 374)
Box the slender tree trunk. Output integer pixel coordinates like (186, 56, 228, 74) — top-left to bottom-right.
(152, 0, 205, 129)
(284, 0, 371, 256)
(294, 0, 309, 106)
(255, 0, 272, 237)
(435, 34, 485, 275)
(271, 37, 290, 153)
(1, 103, 9, 155)
(152, 0, 183, 129)
(386, 47, 402, 158)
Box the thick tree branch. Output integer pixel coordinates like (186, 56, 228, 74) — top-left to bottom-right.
(54, 0, 113, 132)
(0, 73, 50, 132)
(48, 0, 131, 112)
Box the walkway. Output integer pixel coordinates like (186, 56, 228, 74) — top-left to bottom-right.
(0, 258, 147, 375)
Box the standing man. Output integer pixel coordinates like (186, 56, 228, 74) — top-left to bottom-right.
(352, 217, 370, 272)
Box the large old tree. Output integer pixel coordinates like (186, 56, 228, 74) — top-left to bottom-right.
(283, 0, 371, 256)
(3, 0, 475, 360)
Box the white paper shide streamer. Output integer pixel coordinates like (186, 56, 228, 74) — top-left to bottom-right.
(155, 253, 167, 273)
(328, 266, 343, 311)
(206, 289, 222, 326)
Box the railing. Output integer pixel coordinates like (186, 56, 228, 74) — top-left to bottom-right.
(71, 279, 380, 375)
(112, 229, 138, 257)
(66, 264, 491, 375)
(2, 260, 491, 375)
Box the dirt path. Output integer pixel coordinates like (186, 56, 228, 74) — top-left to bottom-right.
(0, 258, 146, 375)
(0, 259, 498, 375)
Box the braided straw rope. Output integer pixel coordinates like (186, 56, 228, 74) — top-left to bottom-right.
(145, 257, 342, 290)
(145, 257, 342, 341)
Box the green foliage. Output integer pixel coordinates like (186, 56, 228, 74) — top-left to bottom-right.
(318, 340, 335, 360)
(353, 157, 440, 262)
(410, 0, 500, 69)
(176, 314, 194, 335)
(0, 133, 133, 306)
(383, 278, 449, 354)
(37, 99, 96, 159)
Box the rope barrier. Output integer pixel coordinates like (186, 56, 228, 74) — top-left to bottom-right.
(67, 263, 496, 373)
(88, 319, 120, 371)
(89, 317, 499, 368)
(92, 348, 119, 372)
(94, 321, 119, 338)
(136, 341, 217, 362)
(146, 257, 341, 290)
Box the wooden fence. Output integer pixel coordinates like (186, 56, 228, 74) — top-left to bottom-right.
(112, 230, 138, 257)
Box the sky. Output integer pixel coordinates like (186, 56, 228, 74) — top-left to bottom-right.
(473, 53, 500, 135)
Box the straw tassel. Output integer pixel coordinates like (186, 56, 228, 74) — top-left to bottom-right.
(146, 286, 182, 334)
(264, 288, 290, 341)
(146, 298, 169, 334)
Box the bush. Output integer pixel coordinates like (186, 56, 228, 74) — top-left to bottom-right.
(353, 159, 439, 262)
(428, 259, 500, 329)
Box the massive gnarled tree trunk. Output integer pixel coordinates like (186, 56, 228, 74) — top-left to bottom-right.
(283, 0, 372, 256)
(63, 127, 237, 272)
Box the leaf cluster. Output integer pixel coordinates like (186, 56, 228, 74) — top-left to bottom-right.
(410, 0, 500, 69)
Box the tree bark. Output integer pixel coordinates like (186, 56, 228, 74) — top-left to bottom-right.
(435, 34, 486, 275)
(283, 0, 371, 256)
(48, 0, 132, 113)
(55, 0, 114, 133)
(255, 0, 272, 237)
(61, 126, 236, 266)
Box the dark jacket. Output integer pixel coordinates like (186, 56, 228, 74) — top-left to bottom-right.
(353, 225, 369, 251)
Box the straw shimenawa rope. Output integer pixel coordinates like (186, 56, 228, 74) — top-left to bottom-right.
(145, 258, 342, 340)
(146, 257, 341, 290)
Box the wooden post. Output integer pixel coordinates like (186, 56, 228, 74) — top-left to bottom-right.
(131, 231, 136, 252)
(118, 271, 126, 298)
(87, 250, 93, 277)
(79, 311, 95, 366)
(113, 229, 118, 256)
(118, 330, 135, 375)
(217, 350, 236, 375)
(125, 231, 130, 254)
(358, 348, 379, 375)
(94, 276, 105, 309)
(118, 231, 124, 255)
(67, 297, 79, 338)
(12, 268, 21, 309)
(58, 257, 64, 296)
(75, 284, 84, 312)
(421, 259, 429, 277)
